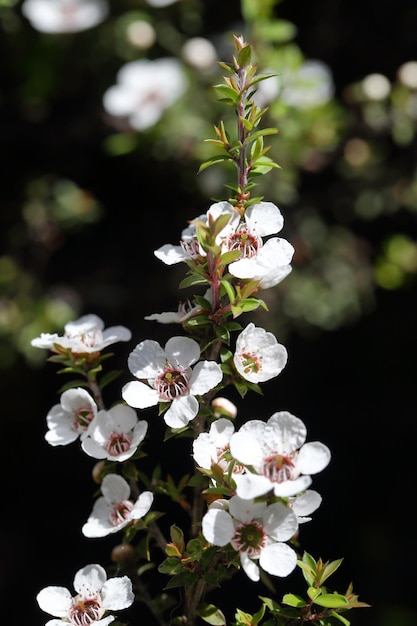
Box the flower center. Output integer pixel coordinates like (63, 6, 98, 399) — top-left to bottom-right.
(65, 326, 103, 349)
(216, 445, 244, 474)
(73, 406, 95, 433)
(180, 237, 201, 259)
(104, 432, 132, 456)
(262, 453, 298, 483)
(69, 597, 104, 625)
(239, 352, 262, 375)
(232, 521, 266, 557)
(156, 367, 189, 401)
(110, 500, 134, 526)
(227, 226, 260, 259)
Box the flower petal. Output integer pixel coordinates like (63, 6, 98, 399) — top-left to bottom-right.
(101, 576, 134, 610)
(229, 430, 264, 466)
(234, 473, 273, 499)
(297, 442, 331, 474)
(265, 412, 307, 453)
(262, 502, 298, 542)
(260, 543, 297, 577)
(245, 202, 283, 237)
(164, 394, 198, 428)
(202, 509, 234, 546)
(189, 361, 223, 395)
(122, 380, 159, 409)
(154, 244, 189, 265)
(36, 586, 72, 617)
(165, 336, 200, 368)
(73, 563, 107, 596)
(128, 339, 165, 378)
(101, 474, 131, 503)
(229, 495, 266, 523)
(240, 551, 260, 581)
(131, 491, 154, 519)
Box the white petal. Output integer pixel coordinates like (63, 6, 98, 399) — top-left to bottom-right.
(131, 491, 153, 519)
(36, 586, 72, 617)
(234, 473, 272, 499)
(260, 543, 297, 577)
(240, 551, 260, 581)
(131, 420, 148, 447)
(193, 432, 216, 468)
(189, 361, 222, 395)
(164, 395, 198, 428)
(262, 502, 298, 542)
(128, 340, 165, 378)
(202, 509, 234, 546)
(108, 404, 138, 431)
(273, 475, 312, 497)
(229, 495, 266, 523)
(210, 418, 235, 445)
(82, 499, 115, 538)
(245, 202, 283, 237)
(60, 388, 96, 413)
(81, 437, 108, 460)
(101, 474, 130, 503)
(292, 490, 322, 519)
(265, 412, 307, 453)
(297, 442, 331, 474)
(101, 576, 134, 610)
(229, 431, 264, 466)
(73, 564, 107, 596)
(154, 244, 190, 265)
(165, 336, 200, 368)
(122, 381, 159, 409)
(101, 325, 132, 346)
(258, 264, 292, 289)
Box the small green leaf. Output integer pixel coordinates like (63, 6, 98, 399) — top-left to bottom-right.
(213, 85, 240, 102)
(199, 603, 226, 625)
(237, 44, 252, 68)
(179, 274, 209, 289)
(320, 558, 344, 584)
(307, 587, 322, 601)
(99, 369, 123, 390)
(282, 594, 307, 608)
(313, 593, 349, 609)
(330, 611, 351, 626)
(220, 278, 236, 303)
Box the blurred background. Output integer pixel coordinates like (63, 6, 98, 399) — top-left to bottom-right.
(1, 0, 417, 624)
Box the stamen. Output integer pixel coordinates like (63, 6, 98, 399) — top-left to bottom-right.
(65, 327, 103, 349)
(180, 237, 201, 259)
(73, 406, 95, 432)
(227, 226, 260, 259)
(104, 432, 132, 456)
(239, 352, 262, 375)
(156, 367, 189, 401)
(232, 521, 266, 557)
(262, 453, 298, 483)
(109, 500, 134, 526)
(69, 598, 103, 625)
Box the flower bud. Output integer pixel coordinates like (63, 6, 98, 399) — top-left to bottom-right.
(92, 460, 106, 484)
(111, 543, 136, 565)
(211, 397, 237, 419)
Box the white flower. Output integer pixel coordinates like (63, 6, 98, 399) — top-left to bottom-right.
(22, 0, 109, 34)
(230, 411, 331, 499)
(233, 323, 288, 383)
(122, 336, 223, 429)
(154, 214, 206, 265)
(281, 60, 334, 110)
(36, 563, 134, 625)
(182, 37, 217, 71)
(202, 496, 298, 582)
(208, 201, 294, 289)
(45, 387, 97, 446)
(82, 474, 153, 538)
(31, 314, 131, 354)
(103, 58, 187, 131)
(193, 418, 236, 471)
(81, 404, 148, 462)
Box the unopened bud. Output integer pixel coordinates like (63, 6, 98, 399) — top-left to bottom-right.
(111, 543, 136, 565)
(92, 460, 106, 484)
(211, 397, 237, 419)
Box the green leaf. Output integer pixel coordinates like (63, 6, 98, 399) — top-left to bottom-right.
(158, 558, 183, 575)
(199, 603, 226, 625)
(198, 155, 234, 174)
(282, 594, 307, 608)
(99, 369, 123, 390)
(57, 379, 89, 393)
(220, 278, 236, 303)
(313, 593, 349, 609)
(237, 44, 252, 68)
(213, 85, 240, 102)
(259, 597, 281, 613)
(179, 274, 209, 289)
(170, 525, 185, 551)
(307, 587, 322, 601)
(251, 157, 281, 175)
(320, 558, 344, 584)
(219, 249, 241, 266)
(330, 611, 351, 626)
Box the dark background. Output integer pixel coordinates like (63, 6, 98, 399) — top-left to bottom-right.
(1, 1, 416, 625)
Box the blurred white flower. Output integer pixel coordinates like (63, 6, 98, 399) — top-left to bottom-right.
(362, 73, 391, 100)
(125, 20, 156, 50)
(103, 58, 188, 131)
(182, 37, 217, 70)
(21, 0, 109, 33)
(397, 61, 417, 89)
(281, 60, 334, 109)
(252, 72, 280, 108)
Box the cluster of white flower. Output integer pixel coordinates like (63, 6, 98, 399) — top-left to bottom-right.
(195, 409, 330, 581)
